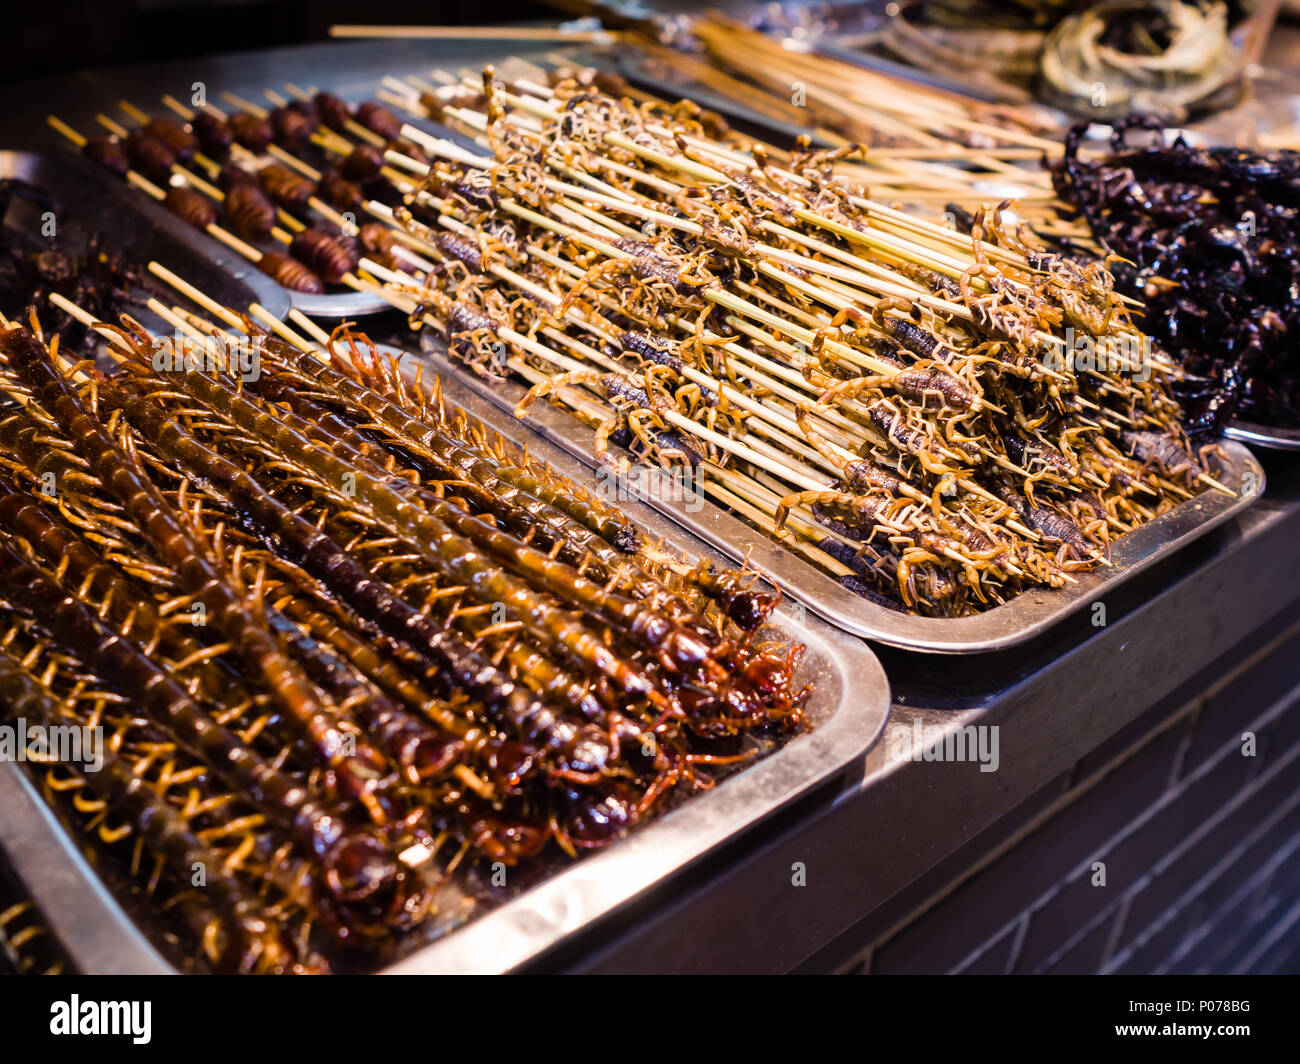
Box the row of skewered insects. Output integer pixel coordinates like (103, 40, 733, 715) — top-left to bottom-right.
(0, 59, 1256, 973)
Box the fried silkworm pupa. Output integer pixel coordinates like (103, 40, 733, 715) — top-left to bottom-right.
(269, 105, 314, 148)
(314, 92, 352, 132)
(341, 144, 384, 183)
(191, 110, 233, 153)
(124, 132, 176, 182)
(258, 250, 325, 293)
(223, 183, 276, 240)
(259, 164, 315, 210)
(228, 112, 273, 152)
(362, 176, 402, 208)
(164, 185, 217, 229)
(289, 228, 357, 283)
(316, 169, 363, 212)
(354, 101, 401, 140)
(82, 138, 129, 177)
(143, 117, 197, 161)
(218, 163, 259, 191)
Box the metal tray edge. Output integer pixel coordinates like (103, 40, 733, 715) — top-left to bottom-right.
(1225, 419, 1300, 451)
(0, 764, 173, 974)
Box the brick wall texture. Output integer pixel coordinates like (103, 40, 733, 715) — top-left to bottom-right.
(855, 617, 1300, 975)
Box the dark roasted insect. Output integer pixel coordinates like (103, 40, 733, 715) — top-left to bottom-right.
(228, 112, 273, 152)
(341, 144, 384, 183)
(1054, 117, 1300, 437)
(81, 138, 129, 177)
(269, 105, 315, 148)
(314, 92, 352, 133)
(258, 250, 325, 293)
(359, 221, 399, 258)
(142, 118, 197, 161)
(354, 101, 402, 140)
(289, 228, 357, 283)
(191, 110, 233, 153)
(317, 169, 364, 212)
(218, 163, 259, 191)
(259, 164, 315, 210)
(0, 188, 144, 353)
(223, 183, 276, 241)
(124, 132, 176, 182)
(163, 185, 217, 229)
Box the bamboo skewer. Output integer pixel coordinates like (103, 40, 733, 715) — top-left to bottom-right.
(328, 24, 617, 43)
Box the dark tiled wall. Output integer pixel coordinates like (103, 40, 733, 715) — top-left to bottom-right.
(855, 620, 1300, 975)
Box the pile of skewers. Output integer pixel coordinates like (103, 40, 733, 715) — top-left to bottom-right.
(657, 16, 1063, 154)
(0, 301, 806, 973)
(356, 69, 1224, 617)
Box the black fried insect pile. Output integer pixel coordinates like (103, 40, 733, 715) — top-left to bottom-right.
(0, 179, 146, 353)
(1054, 116, 1300, 439)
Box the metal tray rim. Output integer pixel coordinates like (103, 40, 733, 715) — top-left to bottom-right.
(0, 356, 889, 975)
(413, 345, 1266, 654)
(1225, 419, 1300, 451)
(0, 761, 174, 974)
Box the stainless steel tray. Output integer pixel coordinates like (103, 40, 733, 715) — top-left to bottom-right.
(0, 354, 889, 975)
(290, 287, 391, 319)
(2, 147, 290, 328)
(414, 344, 1266, 654)
(1225, 420, 1300, 452)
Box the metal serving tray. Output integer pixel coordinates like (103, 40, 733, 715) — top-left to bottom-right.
(0, 356, 889, 975)
(1225, 420, 1300, 452)
(1, 148, 290, 328)
(414, 344, 1266, 654)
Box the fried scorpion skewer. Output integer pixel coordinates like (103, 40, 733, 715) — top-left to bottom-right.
(339, 70, 1226, 616)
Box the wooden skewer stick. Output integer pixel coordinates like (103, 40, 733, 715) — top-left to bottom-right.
(328, 24, 617, 43)
(47, 114, 265, 265)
